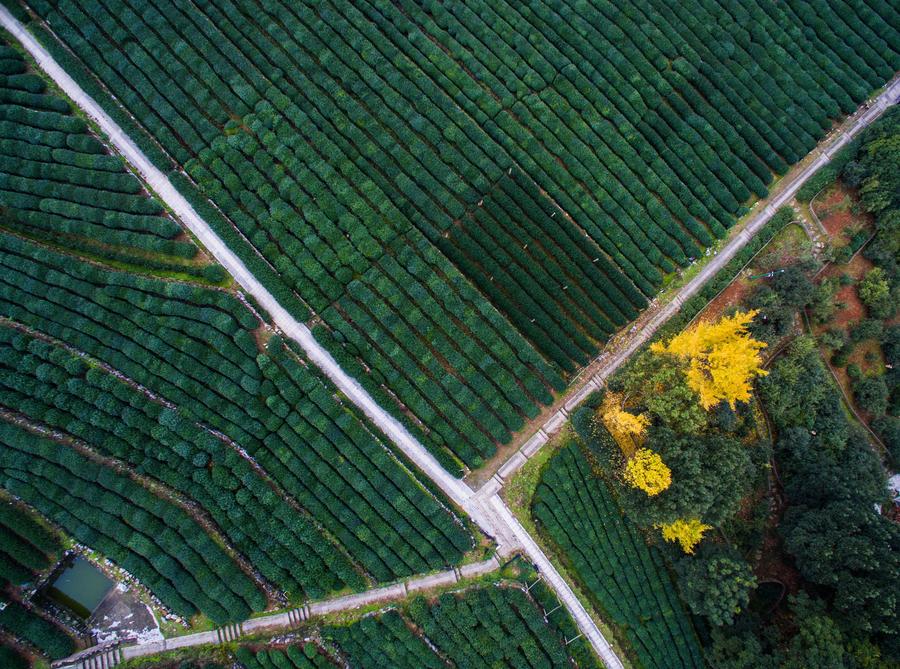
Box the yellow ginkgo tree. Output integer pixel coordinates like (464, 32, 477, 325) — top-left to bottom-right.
(598, 392, 649, 456)
(651, 310, 767, 410)
(658, 518, 711, 554)
(624, 448, 671, 496)
(598, 393, 671, 496)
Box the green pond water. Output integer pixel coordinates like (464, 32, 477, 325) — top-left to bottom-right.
(47, 557, 113, 618)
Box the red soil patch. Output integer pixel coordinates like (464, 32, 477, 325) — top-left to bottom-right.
(699, 226, 812, 322)
(816, 253, 874, 330)
(812, 183, 873, 243)
(829, 249, 875, 280)
(886, 503, 900, 525)
(831, 283, 866, 329)
(698, 276, 753, 322)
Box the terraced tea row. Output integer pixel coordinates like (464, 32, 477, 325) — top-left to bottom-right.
(0, 231, 473, 591)
(0, 598, 75, 660)
(0, 40, 473, 631)
(225, 584, 599, 669)
(0, 498, 61, 587)
(326, 586, 598, 669)
(0, 421, 264, 623)
(0, 502, 72, 661)
(0, 42, 223, 280)
(533, 441, 704, 669)
(19, 0, 896, 467)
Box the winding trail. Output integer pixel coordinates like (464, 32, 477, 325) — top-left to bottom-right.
(5, 7, 899, 669)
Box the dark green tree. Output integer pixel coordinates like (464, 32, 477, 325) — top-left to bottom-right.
(781, 610, 846, 669)
(621, 426, 753, 526)
(853, 376, 889, 416)
(676, 544, 757, 626)
(706, 629, 778, 669)
(858, 268, 894, 320)
(782, 502, 900, 640)
(617, 354, 707, 434)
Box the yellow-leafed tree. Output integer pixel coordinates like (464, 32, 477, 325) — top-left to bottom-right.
(659, 518, 711, 554)
(598, 392, 650, 456)
(623, 448, 671, 496)
(651, 310, 767, 410)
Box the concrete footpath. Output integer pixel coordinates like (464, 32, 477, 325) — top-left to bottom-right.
(52, 557, 500, 669)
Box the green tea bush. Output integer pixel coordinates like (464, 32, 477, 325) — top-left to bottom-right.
(19, 0, 894, 464)
(0, 600, 75, 659)
(0, 232, 471, 596)
(533, 442, 704, 668)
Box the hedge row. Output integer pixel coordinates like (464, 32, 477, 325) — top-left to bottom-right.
(438, 171, 644, 370)
(0, 232, 472, 589)
(235, 645, 331, 669)
(16, 0, 897, 465)
(0, 40, 208, 274)
(533, 441, 704, 669)
(320, 234, 561, 468)
(0, 600, 75, 660)
(0, 499, 61, 586)
(151, 583, 600, 668)
(0, 421, 265, 623)
(0, 326, 359, 598)
(795, 139, 862, 202)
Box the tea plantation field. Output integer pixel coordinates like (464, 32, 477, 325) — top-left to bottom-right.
(534, 441, 704, 669)
(89, 582, 601, 669)
(10, 0, 897, 469)
(0, 40, 472, 634)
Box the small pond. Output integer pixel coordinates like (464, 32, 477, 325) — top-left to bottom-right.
(47, 557, 113, 618)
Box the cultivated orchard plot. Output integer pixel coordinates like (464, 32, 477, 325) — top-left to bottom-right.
(0, 501, 74, 661)
(436, 171, 644, 371)
(15, 0, 897, 469)
(0, 421, 265, 624)
(0, 231, 473, 602)
(219, 584, 599, 669)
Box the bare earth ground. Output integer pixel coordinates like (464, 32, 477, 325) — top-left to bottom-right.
(812, 182, 874, 243)
(90, 584, 162, 646)
(696, 224, 811, 323)
(814, 247, 879, 402)
(808, 183, 890, 429)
